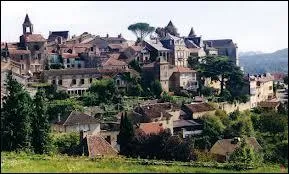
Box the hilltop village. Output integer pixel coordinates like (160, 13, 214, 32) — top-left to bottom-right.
(1, 14, 287, 165)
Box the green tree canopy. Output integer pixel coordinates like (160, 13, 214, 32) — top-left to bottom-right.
(1, 71, 33, 151)
(128, 23, 155, 42)
(31, 89, 51, 154)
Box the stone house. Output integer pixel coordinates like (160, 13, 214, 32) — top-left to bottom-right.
(42, 68, 138, 95)
(100, 122, 120, 151)
(173, 119, 203, 138)
(133, 102, 181, 134)
(79, 131, 118, 157)
(169, 66, 198, 91)
(161, 33, 190, 67)
(244, 73, 274, 108)
(62, 53, 85, 69)
(52, 111, 101, 134)
(203, 39, 239, 66)
(258, 101, 280, 111)
(182, 103, 216, 119)
(210, 137, 262, 162)
(9, 14, 46, 75)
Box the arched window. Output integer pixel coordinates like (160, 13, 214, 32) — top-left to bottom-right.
(72, 79, 76, 85)
(67, 49, 73, 54)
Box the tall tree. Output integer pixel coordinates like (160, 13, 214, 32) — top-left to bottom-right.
(117, 112, 135, 155)
(1, 71, 33, 151)
(31, 89, 51, 154)
(128, 23, 155, 42)
(150, 80, 163, 98)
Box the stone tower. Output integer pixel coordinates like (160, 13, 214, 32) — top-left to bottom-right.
(22, 14, 33, 35)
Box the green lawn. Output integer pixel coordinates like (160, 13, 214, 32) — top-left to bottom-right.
(1, 152, 287, 173)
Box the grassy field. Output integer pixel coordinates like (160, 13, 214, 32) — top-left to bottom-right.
(1, 152, 287, 173)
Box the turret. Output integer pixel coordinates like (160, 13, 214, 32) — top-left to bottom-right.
(22, 14, 33, 35)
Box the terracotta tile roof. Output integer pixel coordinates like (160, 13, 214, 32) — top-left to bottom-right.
(175, 66, 196, 73)
(136, 102, 180, 121)
(138, 122, 164, 135)
(210, 137, 262, 156)
(130, 45, 142, 52)
(8, 49, 31, 55)
(108, 44, 124, 50)
(63, 111, 100, 126)
(103, 56, 127, 67)
(258, 101, 280, 108)
(184, 103, 215, 113)
(24, 34, 46, 42)
(61, 53, 79, 59)
(85, 135, 118, 157)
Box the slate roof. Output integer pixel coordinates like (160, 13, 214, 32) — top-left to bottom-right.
(162, 33, 182, 41)
(173, 119, 201, 128)
(145, 40, 170, 51)
(203, 39, 235, 48)
(185, 40, 200, 48)
(23, 14, 31, 24)
(50, 31, 69, 39)
(184, 103, 215, 113)
(210, 137, 262, 156)
(63, 111, 100, 126)
(24, 34, 46, 42)
(138, 123, 164, 135)
(85, 135, 118, 157)
(185, 37, 202, 47)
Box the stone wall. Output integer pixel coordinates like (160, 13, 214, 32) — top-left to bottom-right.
(216, 101, 251, 114)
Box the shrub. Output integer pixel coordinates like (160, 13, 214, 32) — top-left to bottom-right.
(52, 132, 80, 155)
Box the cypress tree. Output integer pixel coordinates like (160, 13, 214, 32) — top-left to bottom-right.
(117, 112, 135, 155)
(1, 71, 33, 151)
(31, 89, 51, 154)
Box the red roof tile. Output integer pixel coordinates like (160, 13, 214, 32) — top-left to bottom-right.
(24, 34, 46, 42)
(8, 49, 31, 54)
(86, 135, 118, 157)
(184, 103, 215, 113)
(62, 53, 79, 59)
(138, 123, 164, 135)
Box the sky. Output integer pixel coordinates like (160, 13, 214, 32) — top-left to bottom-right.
(1, 1, 288, 53)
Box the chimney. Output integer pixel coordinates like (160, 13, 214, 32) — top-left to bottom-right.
(57, 113, 61, 123)
(118, 33, 122, 38)
(106, 34, 109, 38)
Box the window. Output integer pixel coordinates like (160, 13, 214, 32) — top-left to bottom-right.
(20, 55, 23, 60)
(58, 80, 62, 85)
(116, 79, 120, 85)
(72, 79, 76, 85)
(80, 79, 84, 85)
(89, 78, 93, 83)
(90, 47, 93, 51)
(105, 136, 111, 144)
(67, 49, 73, 54)
(34, 45, 40, 51)
(67, 59, 70, 63)
(78, 64, 81, 68)
(21, 64, 24, 70)
(269, 86, 272, 90)
(52, 80, 56, 85)
(38, 53, 41, 59)
(67, 65, 70, 68)
(71, 64, 75, 68)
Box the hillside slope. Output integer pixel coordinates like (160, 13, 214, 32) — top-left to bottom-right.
(239, 48, 288, 74)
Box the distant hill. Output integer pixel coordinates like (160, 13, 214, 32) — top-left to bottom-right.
(239, 48, 288, 74)
(239, 51, 264, 57)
